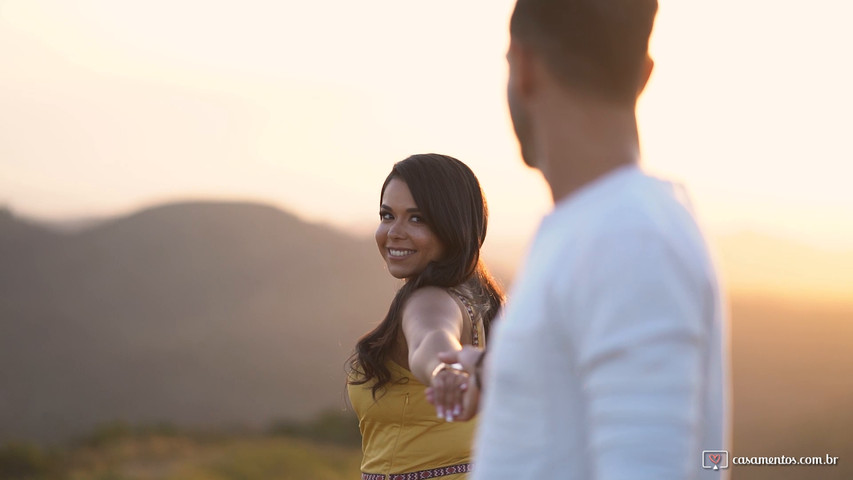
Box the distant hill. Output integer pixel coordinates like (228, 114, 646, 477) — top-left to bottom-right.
(0, 202, 398, 443)
(483, 227, 853, 303)
(3, 203, 853, 476)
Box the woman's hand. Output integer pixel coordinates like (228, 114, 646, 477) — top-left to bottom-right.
(425, 346, 484, 421)
(426, 362, 469, 422)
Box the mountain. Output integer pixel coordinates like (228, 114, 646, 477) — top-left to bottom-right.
(482, 228, 853, 303)
(0, 202, 399, 443)
(3, 202, 852, 470)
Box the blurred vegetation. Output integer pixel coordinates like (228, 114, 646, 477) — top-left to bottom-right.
(267, 409, 360, 447)
(77, 422, 181, 448)
(0, 412, 361, 480)
(3, 405, 852, 479)
(3, 368, 851, 479)
(0, 442, 62, 479)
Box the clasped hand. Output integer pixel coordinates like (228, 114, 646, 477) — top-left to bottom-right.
(425, 346, 483, 422)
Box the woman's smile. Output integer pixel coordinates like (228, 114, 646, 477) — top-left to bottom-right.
(387, 248, 417, 259)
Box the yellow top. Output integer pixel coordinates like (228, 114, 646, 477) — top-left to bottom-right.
(347, 360, 477, 478)
(348, 290, 484, 480)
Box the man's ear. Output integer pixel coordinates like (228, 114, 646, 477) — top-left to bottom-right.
(507, 38, 536, 98)
(637, 54, 654, 96)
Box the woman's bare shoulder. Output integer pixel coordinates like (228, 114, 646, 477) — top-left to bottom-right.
(402, 286, 462, 323)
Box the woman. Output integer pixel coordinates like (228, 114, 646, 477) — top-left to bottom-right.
(347, 153, 504, 479)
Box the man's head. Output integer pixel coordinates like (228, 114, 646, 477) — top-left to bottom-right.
(510, 0, 657, 104)
(507, 0, 658, 166)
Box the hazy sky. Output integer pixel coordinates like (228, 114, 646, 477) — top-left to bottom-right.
(2, 0, 852, 254)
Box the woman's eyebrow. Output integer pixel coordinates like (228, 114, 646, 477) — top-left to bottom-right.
(380, 204, 421, 213)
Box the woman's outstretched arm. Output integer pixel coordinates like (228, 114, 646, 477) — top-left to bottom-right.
(402, 286, 469, 421)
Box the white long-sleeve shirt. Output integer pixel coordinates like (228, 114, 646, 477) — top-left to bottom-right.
(472, 165, 729, 480)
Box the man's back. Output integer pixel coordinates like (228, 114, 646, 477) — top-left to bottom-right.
(472, 165, 728, 480)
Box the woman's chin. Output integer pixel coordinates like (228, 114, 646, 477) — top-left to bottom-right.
(387, 262, 424, 280)
(389, 271, 408, 279)
(386, 265, 409, 279)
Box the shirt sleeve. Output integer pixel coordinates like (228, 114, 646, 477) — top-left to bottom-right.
(556, 230, 712, 480)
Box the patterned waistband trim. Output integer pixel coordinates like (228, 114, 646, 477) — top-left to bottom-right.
(362, 462, 472, 480)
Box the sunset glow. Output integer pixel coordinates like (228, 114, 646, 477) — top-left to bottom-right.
(2, 0, 851, 298)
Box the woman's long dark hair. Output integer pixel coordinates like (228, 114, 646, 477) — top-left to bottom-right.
(348, 153, 504, 398)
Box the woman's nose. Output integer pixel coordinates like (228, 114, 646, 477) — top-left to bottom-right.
(388, 222, 406, 239)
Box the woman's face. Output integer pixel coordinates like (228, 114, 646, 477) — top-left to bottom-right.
(375, 178, 445, 279)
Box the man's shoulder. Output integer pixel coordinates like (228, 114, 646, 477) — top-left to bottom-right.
(541, 172, 717, 292)
(549, 171, 700, 243)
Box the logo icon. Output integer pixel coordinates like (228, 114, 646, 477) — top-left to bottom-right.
(702, 450, 729, 470)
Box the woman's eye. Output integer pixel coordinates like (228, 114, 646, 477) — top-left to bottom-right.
(379, 212, 393, 221)
(410, 215, 424, 223)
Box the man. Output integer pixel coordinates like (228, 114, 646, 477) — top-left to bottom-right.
(431, 0, 729, 478)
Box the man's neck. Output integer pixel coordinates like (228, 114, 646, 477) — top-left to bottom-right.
(536, 102, 641, 204)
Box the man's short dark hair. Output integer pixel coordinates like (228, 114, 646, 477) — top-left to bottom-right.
(510, 0, 658, 105)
